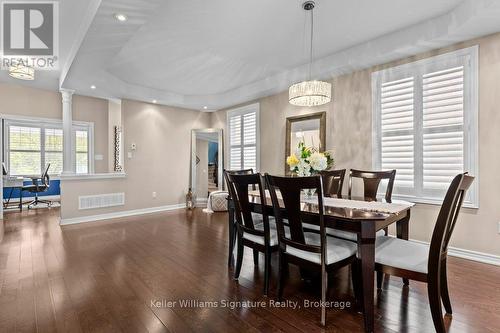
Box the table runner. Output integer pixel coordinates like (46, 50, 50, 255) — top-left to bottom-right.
(248, 190, 414, 214)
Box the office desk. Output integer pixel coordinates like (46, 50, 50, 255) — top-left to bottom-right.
(3, 176, 25, 210)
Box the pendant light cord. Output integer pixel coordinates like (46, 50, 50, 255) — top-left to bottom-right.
(309, 7, 314, 81)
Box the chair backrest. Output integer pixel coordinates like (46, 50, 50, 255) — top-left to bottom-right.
(320, 169, 346, 198)
(226, 173, 269, 238)
(348, 169, 396, 202)
(265, 175, 326, 263)
(224, 168, 255, 191)
(42, 163, 51, 187)
(428, 173, 474, 272)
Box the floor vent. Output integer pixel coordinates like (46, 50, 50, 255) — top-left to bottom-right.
(79, 193, 125, 210)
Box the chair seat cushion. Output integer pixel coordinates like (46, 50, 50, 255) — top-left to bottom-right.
(286, 233, 357, 265)
(327, 229, 385, 242)
(375, 236, 429, 274)
(243, 218, 288, 246)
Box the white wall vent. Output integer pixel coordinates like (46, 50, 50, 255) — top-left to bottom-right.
(79, 193, 125, 210)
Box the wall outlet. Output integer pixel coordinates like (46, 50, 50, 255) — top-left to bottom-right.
(152, 192, 157, 199)
(127, 152, 133, 159)
(498, 222, 500, 234)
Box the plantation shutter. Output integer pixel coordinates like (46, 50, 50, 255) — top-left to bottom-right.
(228, 104, 259, 171)
(380, 77, 415, 189)
(372, 46, 478, 206)
(422, 66, 464, 190)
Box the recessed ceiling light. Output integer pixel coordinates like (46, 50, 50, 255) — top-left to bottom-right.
(203, 106, 208, 110)
(113, 13, 128, 22)
(152, 99, 157, 104)
(90, 85, 96, 89)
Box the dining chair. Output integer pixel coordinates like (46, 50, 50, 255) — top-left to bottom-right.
(265, 174, 359, 326)
(228, 172, 277, 295)
(348, 169, 396, 202)
(319, 169, 346, 198)
(224, 168, 255, 266)
(374, 173, 474, 333)
(327, 169, 396, 242)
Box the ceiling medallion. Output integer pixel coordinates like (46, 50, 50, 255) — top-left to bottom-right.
(289, 1, 331, 107)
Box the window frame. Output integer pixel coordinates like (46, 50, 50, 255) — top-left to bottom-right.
(2, 115, 95, 176)
(372, 46, 479, 208)
(226, 103, 260, 172)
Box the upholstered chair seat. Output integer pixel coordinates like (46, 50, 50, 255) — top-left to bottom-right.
(375, 236, 429, 273)
(285, 233, 357, 265)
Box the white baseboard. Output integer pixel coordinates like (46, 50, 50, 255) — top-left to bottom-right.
(60, 203, 186, 226)
(410, 239, 500, 267)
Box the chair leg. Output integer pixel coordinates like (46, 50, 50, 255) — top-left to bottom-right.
(263, 248, 271, 296)
(403, 278, 409, 286)
(253, 249, 259, 266)
(440, 259, 452, 314)
(428, 275, 446, 333)
(383, 227, 388, 236)
(320, 268, 328, 326)
(277, 252, 286, 301)
(234, 236, 244, 280)
(376, 271, 384, 290)
(228, 221, 234, 267)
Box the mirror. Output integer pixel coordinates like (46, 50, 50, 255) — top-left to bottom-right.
(285, 112, 326, 173)
(191, 129, 224, 203)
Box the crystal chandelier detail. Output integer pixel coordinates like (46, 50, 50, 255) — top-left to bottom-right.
(289, 1, 331, 107)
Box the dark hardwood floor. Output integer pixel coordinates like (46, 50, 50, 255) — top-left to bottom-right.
(0, 207, 499, 333)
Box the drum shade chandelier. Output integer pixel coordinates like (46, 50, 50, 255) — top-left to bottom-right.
(289, 1, 331, 107)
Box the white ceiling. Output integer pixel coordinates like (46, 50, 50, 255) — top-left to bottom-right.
(3, 0, 500, 111)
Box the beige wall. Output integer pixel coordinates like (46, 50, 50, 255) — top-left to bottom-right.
(73, 95, 109, 173)
(0, 83, 110, 173)
(61, 100, 211, 220)
(212, 33, 500, 257)
(0, 82, 61, 118)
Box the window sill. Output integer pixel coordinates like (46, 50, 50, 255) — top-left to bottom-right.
(59, 172, 126, 181)
(392, 194, 479, 209)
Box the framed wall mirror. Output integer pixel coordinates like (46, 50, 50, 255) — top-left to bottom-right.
(285, 112, 326, 173)
(190, 129, 224, 203)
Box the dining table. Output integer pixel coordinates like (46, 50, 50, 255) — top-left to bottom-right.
(227, 191, 415, 333)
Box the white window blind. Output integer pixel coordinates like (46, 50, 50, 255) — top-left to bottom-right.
(372, 46, 478, 207)
(4, 118, 94, 176)
(227, 103, 260, 171)
(75, 129, 89, 174)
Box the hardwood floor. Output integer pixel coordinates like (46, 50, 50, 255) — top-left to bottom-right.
(0, 207, 499, 333)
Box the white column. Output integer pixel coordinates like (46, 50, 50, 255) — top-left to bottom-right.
(61, 89, 75, 174)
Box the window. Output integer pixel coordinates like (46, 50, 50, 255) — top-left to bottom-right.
(75, 128, 89, 174)
(227, 103, 260, 171)
(372, 46, 478, 207)
(4, 118, 94, 176)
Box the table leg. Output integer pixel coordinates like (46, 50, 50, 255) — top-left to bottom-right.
(228, 201, 235, 267)
(397, 210, 410, 285)
(358, 222, 376, 333)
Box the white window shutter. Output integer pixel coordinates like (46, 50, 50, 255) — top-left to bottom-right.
(422, 66, 464, 190)
(227, 104, 259, 172)
(380, 77, 415, 188)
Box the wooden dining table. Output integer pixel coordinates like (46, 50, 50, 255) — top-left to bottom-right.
(227, 192, 414, 333)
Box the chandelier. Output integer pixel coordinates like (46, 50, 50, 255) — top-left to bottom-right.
(289, 1, 331, 107)
(9, 63, 35, 80)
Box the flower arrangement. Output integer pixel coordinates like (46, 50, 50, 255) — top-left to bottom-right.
(286, 142, 334, 177)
